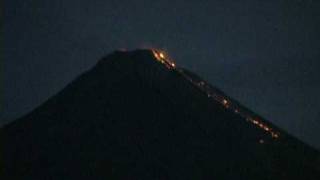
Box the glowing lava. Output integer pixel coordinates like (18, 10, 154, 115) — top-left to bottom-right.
(151, 49, 280, 140)
(152, 49, 176, 69)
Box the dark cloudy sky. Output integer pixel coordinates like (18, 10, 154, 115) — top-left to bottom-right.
(3, 0, 320, 148)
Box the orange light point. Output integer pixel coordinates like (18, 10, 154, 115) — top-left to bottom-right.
(159, 52, 165, 59)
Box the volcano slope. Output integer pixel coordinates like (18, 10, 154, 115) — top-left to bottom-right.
(1, 49, 319, 179)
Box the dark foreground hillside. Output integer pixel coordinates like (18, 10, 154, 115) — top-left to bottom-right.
(1, 49, 320, 179)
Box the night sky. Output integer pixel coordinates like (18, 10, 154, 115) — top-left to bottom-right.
(3, 0, 320, 148)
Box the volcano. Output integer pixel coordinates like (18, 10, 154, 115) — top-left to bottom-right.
(1, 49, 319, 179)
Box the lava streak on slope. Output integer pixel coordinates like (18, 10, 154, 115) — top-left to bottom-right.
(152, 49, 176, 69)
(151, 49, 280, 141)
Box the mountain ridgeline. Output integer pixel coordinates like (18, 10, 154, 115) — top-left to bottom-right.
(2, 49, 320, 179)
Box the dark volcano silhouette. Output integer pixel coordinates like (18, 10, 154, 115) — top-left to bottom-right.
(1, 49, 319, 179)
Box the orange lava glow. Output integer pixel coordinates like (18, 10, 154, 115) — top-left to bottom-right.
(151, 49, 176, 69)
(151, 48, 280, 140)
(159, 52, 165, 59)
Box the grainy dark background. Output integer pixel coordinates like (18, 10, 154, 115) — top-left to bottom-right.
(3, 0, 320, 148)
